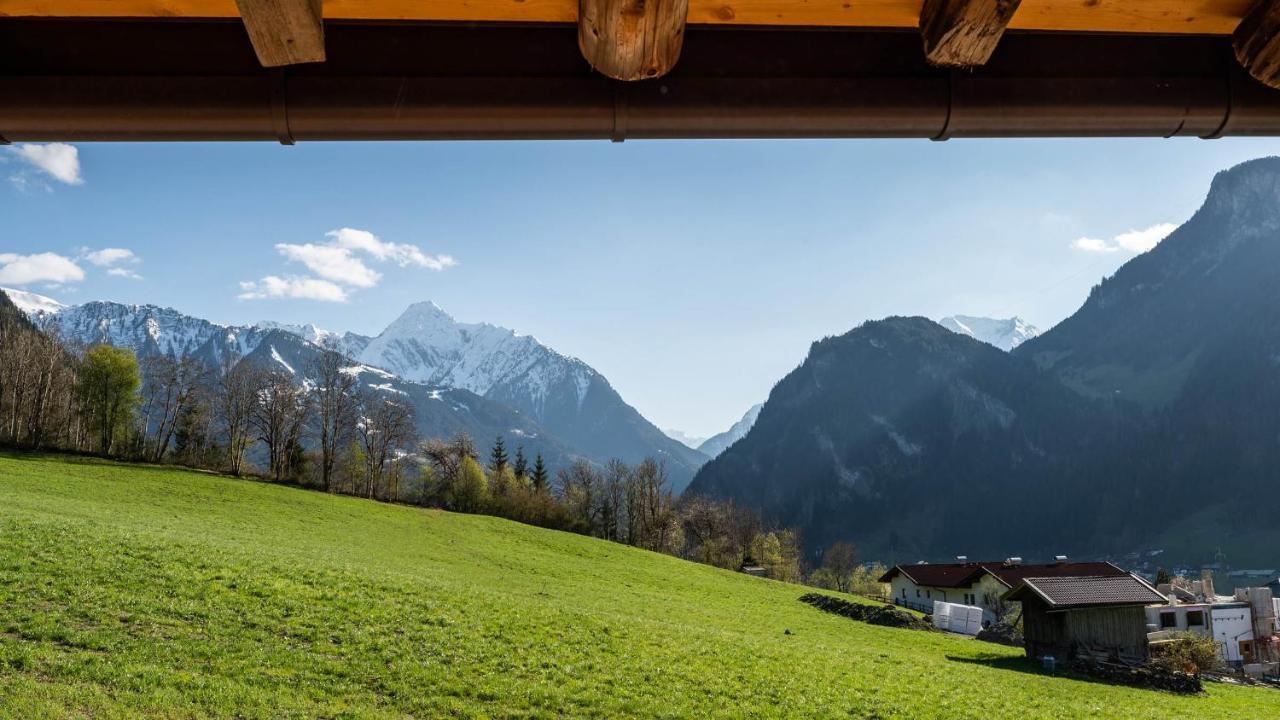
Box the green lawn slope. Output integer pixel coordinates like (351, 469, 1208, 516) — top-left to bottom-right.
(0, 454, 1275, 719)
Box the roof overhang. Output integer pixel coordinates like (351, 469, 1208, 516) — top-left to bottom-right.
(7, 19, 1280, 142)
(0, 1, 1260, 33)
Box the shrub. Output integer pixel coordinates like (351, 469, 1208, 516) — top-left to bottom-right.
(1150, 632, 1221, 676)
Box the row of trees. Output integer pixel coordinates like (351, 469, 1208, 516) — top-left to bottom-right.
(0, 304, 142, 456)
(0, 304, 418, 498)
(1, 306, 884, 591)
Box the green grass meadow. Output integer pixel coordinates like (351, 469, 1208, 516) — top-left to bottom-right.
(0, 453, 1276, 718)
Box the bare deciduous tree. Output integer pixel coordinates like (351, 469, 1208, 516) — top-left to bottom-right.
(249, 369, 312, 483)
(355, 390, 416, 499)
(308, 350, 358, 492)
(216, 356, 260, 477)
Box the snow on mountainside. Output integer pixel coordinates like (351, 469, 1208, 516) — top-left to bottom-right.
(3, 290, 273, 367)
(938, 315, 1039, 351)
(254, 320, 371, 358)
(1, 287, 67, 316)
(697, 403, 763, 459)
(354, 301, 709, 492)
(3, 289, 706, 491)
(357, 301, 595, 414)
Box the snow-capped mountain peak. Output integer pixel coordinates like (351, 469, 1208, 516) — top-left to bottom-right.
(1, 287, 67, 317)
(358, 301, 598, 415)
(938, 315, 1039, 352)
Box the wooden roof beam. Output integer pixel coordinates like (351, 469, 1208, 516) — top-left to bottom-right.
(921, 0, 1023, 68)
(578, 0, 689, 80)
(1235, 0, 1280, 89)
(235, 0, 325, 67)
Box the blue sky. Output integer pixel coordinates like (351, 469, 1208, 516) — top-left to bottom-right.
(5, 138, 1280, 437)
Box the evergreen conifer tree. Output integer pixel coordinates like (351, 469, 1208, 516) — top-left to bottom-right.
(531, 453, 549, 493)
(513, 445, 528, 480)
(488, 435, 509, 474)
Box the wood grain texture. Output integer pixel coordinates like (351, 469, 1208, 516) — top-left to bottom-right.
(921, 0, 1021, 67)
(0, 0, 1257, 34)
(578, 0, 689, 79)
(234, 0, 325, 67)
(1235, 0, 1280, 88)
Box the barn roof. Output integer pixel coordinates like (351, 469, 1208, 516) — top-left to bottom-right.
(878, 561, 1126, 589)
(1003, 575, 1167, 610)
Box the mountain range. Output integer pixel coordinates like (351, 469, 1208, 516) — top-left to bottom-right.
(689, 157, 1280, 567)
(10, 293, 707, 492)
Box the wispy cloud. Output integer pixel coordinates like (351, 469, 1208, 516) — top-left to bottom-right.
(1071, 223, 1176, 254)
(83, 247, 137, 267)
(240, 227, 454, 302)
(106, 267, 144, 280)
(8, 143, 83, 186)
(237, 276, 348, 303)
(80, 247, 144, 280)
(326, 228, 457, 271)
(1070, 237, 1119, 254)
(0, 252, 86, 286)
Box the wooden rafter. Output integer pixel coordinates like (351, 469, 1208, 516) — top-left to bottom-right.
(578, 0, 689, 80)
(234, 0, 325, 67)
(920, 0, 1022, 67)
(1235, 0, 1280, 89)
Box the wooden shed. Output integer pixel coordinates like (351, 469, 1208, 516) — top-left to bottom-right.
(1003, 575, 1167, 664)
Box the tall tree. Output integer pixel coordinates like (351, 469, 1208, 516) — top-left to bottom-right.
(819, 541, 859, 593)
(420, 431, 479, 505)
(216, 356, 260, 477)
(530, 453, 549, 493)
(450, 455, 488, 512)
(488, 434, 508, 474)
(513, 445, 528, 481)
(308, 350, 358, 492)
(77, 345, 141, 456)
(355, 391, 417, 499)
(141, 355, 204, 462)
(249, 369, 311, 483)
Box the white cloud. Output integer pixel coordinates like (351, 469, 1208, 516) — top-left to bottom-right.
(1113, 223, 1177, 253)
(10, 143, 83, 185)
(238, 275, 348, 303)
(275, 242, 381, 288)
(326, 227, 457, 271)
(106, 267, 144, 280)
(239, 228, 453, 302)
(78, 247, 142, 280)
(83, 247, 138, 267)
(1070, 237, 1120, 254)
(1071, 223, 1175, 254)
(0, 252, 86, 286)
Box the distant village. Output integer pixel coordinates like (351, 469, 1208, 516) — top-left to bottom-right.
(867, 555, 1280, 684)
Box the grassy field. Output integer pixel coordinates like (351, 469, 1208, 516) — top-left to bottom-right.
(1, 454, 1276, 718)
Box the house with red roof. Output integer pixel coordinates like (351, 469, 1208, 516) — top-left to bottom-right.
(878, 558, 1129, 626)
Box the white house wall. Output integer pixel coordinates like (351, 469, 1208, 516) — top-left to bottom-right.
(1211, 606, 1255, 664)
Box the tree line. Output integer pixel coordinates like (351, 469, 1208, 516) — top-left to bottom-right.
(0, 303, 887, 592)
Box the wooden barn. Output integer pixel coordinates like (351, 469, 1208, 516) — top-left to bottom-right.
(1003, 575, 1167, 664)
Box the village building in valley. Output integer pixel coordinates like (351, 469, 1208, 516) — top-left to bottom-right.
(879, 558, 1128, 626)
